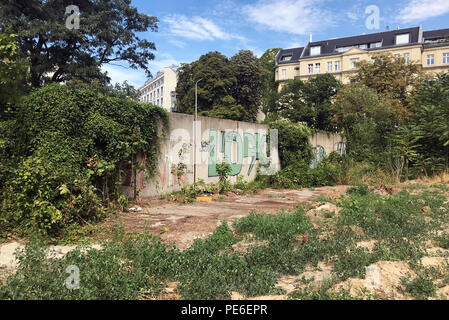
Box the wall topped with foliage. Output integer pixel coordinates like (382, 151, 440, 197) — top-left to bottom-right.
(0, 84, 168, 239)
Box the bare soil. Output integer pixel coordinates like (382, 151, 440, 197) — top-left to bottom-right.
(105, 186, 350, 250)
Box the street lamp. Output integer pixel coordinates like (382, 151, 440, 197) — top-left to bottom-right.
(193, 78, 203, 190)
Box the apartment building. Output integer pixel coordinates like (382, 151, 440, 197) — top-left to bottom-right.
(138, 65, 179, 112)
(275, 26, 449, 86)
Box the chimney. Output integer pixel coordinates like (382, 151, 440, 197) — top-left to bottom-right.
(309, 34, 313, 42)
(396, 26, 400, 30)
(386, 26, 390, 31)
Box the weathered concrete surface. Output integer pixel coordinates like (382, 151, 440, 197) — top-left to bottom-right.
(123, 113, 281, 198)
(310, 132, 346, 168)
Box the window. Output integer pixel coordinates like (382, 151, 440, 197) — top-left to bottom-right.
(328, 62, 333, 72)
(280, 55, 293, 62)
(308, 64, 313, 74)
(335, 61, 340, 71)
(275, 70, 279, 80)
(427, 54, 435, 65)
(157, 89, 160, 98)
(370, 42, 382, 48)
(359, 44, 368, 49)
(336, 46, 351, 53)
(404, 53, 410, 63)
(161, 87, 163, 96)
(444, 53, 449, 64)
(161, 98, 163, 106)
(315, 63, 321, 73)
(282, 69, 287, 80)
(310, 46, 321, 56)
(350, 58, 360, 69)
(396, 33, 410, 45)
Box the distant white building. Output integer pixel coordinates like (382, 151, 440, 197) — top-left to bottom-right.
(138, 65, 179, 112)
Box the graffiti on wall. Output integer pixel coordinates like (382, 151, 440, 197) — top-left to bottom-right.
(310, 141, 347, 169)
(207, 130, 272, 177)
(310, 146, 326, 169)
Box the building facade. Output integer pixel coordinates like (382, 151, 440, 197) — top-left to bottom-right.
(138, 65, 179, 112)
(275, 26, 449, 86)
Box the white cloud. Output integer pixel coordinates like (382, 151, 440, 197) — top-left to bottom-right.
(398, 0, 449, 23)
(163, 14, 243, 41)
(243, 0, 333, 35)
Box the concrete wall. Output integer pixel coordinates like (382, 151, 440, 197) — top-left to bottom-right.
(309, 132, 346, 169)
(125, 113, 281, 198)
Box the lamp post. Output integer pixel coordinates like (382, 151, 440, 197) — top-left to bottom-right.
(193, 78, 203, 190)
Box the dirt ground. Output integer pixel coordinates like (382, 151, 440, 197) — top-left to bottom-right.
(106, 186, 350, 250)
(2, 179, 449, 300)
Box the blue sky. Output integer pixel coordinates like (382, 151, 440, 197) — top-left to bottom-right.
(103, 0, 449, 87)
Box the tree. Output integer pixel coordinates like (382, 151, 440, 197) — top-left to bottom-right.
(354, 53, 427, 123)
(0, 0, 158, 87)
(331, 84, 396, 163)
(259, 48, 281, 120)
(414, 73, 449, 148)
(230, 50, 264, 122)
(175, 51, 261, 122)
(407, 73, 449, 174)
(0, 29, 29, 112)
(276, 74, 341, 131)
(268, 119, 312, 168)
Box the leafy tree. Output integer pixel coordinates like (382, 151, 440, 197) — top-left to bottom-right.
(259, 48, 281, 120)
(0, 29, 29, 112)
(176, 52, 236, 118)
(230, 50, 264, 122)
(414, 73, 449, 148)
(354, 53, 427, 123)
(405, 74, 449, 174)
(276, 74, 341, 131)
(268, 119, 312, 168)
(390, 125, 421, 180)
(331, 84, 396, 164)
(0, 0, 158, 87)
(176, 51, 261, 122)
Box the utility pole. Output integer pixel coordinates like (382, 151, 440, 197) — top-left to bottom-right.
(194, 78, 203, 192)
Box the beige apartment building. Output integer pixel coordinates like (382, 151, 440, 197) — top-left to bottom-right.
(275, 26, 449, 86)
(138, 65, 179, 111)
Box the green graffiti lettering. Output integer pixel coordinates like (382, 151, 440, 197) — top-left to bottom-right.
(224, 131, 243, 176)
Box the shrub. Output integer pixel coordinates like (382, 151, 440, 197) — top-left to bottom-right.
(401, 275, 437, 300)
(0, 84, 168, 238)
(268, 119, 312, 168)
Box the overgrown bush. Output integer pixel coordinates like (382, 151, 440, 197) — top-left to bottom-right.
(0, 84, 168, 238)
(268, 119, 312, 168)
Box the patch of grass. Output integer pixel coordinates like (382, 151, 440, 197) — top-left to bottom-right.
(2, 182, 448, 300)
(401, 275, 437, 300)
(435, 233, 449, 250)
(314, 195, 332, 203)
